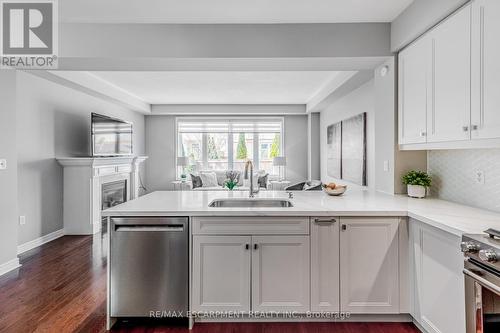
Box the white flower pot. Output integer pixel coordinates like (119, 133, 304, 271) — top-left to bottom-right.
(407, 185, 426, 198)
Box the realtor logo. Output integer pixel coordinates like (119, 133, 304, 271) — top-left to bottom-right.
(1, 0, 58, 68)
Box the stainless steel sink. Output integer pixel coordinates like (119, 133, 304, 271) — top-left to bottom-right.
(208, 198, 294, 208)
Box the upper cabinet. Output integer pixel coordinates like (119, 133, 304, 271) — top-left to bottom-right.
(471, 0, 500, 140)
(398, 37, 431, 145)
(399, 1, 500, 149)
(427, 5, 471, 143)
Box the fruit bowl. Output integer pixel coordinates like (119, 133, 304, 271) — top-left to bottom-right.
(322, 183, 347, 196)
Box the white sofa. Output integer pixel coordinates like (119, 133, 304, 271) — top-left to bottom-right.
(188, 170, 274, 191)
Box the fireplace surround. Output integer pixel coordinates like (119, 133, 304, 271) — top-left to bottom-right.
(57, 156, 147, 234)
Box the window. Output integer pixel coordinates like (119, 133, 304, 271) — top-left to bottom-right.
(176, 118, 283, 178)
(233, 133, 254, 172)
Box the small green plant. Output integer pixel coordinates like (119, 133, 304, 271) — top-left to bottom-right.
(225, 180, 238, 190)
(224, 171, 239, 190)
(402, 170, 432, 187)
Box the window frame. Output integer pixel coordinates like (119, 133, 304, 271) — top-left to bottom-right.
(175, 116, 284, 179)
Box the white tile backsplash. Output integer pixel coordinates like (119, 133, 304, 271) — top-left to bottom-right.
(428, 149, 500, 212)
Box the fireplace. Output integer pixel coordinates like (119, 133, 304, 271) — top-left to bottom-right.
(102, 180, 127, 210)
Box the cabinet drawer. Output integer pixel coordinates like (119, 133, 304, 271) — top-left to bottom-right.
(192, 217, 309, 235)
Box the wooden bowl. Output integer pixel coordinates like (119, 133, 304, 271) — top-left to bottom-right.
(322, 185, 347, 196)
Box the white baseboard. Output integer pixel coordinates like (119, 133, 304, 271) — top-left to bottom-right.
(17, 229, 64, 255)
(0, 257, 20, 276)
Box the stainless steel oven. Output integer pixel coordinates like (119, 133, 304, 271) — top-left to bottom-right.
(462, 230, 500, 333)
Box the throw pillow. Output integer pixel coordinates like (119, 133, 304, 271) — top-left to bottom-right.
(190, 174, 202, 189)
(257, 173, 269, 188)
(200, 172, 218, 187)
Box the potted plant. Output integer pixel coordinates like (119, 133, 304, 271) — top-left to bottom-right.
(224, 171, 239, 191)
(402, 170, 432, 198)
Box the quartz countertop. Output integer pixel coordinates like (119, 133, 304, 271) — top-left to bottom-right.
(102, 190, 500, 236)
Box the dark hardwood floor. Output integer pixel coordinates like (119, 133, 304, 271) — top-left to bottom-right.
(0, 227, 420, 333)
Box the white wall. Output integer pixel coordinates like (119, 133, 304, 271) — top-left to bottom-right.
(391, 0, 468, 51)
(0, 70, 19, 270)
(373, 59, 427, 194)
(320, 80, 375, 189)
(16, 71, 146, 245)
(145, 114, 309, 191)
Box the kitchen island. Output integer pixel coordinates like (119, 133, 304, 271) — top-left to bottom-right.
(103, 190, 500, 333)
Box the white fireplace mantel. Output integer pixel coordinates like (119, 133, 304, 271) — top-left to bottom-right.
(57, 156, 148, 235)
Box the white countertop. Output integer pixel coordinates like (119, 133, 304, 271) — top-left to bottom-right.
(102, 190, 500, 236)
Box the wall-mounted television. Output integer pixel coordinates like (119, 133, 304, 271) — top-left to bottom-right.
(91, 113, 133, 157)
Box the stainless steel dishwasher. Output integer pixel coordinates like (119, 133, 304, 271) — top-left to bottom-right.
(110, 217, 188, 317)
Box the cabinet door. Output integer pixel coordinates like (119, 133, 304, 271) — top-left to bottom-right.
(311, 217, 340, 312)
(398, 36, 431, 144)
(410, 220, 465, 333)
(192, 236, 251, 312)
(427, 4, 471, 143)
(471, 0, 500, 139)
(340, 217, 399, 313)
(252, 236, 310, 312)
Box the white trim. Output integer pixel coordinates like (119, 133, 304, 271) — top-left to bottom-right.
(0, 258, 21, 277)
(17, 229, 64, 255)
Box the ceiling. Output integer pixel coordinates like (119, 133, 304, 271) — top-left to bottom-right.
(87, 71, 340, 104)
(60, 0, 414, 24)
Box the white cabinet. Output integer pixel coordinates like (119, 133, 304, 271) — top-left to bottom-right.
(398, 37, 431, 145)
(398, 2, 500, 149)
(427, 5, 471, 143)
(192, 233, 310, 313)
(311, 217, 340, 312)
(339, 217, 400, 313)
(192, 236, 251, 312)
(409, 219, 465, 333)
(252, 236, 310, 312)
(471, 0, 500, 140)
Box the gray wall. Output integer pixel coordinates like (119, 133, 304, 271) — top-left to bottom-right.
(391, 0, 468, 51)
(144, 115, 177, 192)
(284, 116, 308, 184)
(16, 71, 145, 245)
(428, 149, 500, 212)
(309, 113, 321, 180)
(144, 115, 309, 191)
(0, 70, 19, 268)
(320, 80, 375, 189)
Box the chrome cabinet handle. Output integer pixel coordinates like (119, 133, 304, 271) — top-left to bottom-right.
(462, 126, 469, 132)
(419, 131, 427, 137)
(471, 125, 479, 131)
(314, 218, 336, 224)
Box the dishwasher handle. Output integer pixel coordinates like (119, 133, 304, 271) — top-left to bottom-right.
(115, 224, 185, 232)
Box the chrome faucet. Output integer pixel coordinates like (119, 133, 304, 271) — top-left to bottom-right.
(244, 160, 259, 198)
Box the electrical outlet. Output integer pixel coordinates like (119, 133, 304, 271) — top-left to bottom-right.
(474, 170, 485, 185)
(19, 216, 26, 225)
(0, 159, 6, 170)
